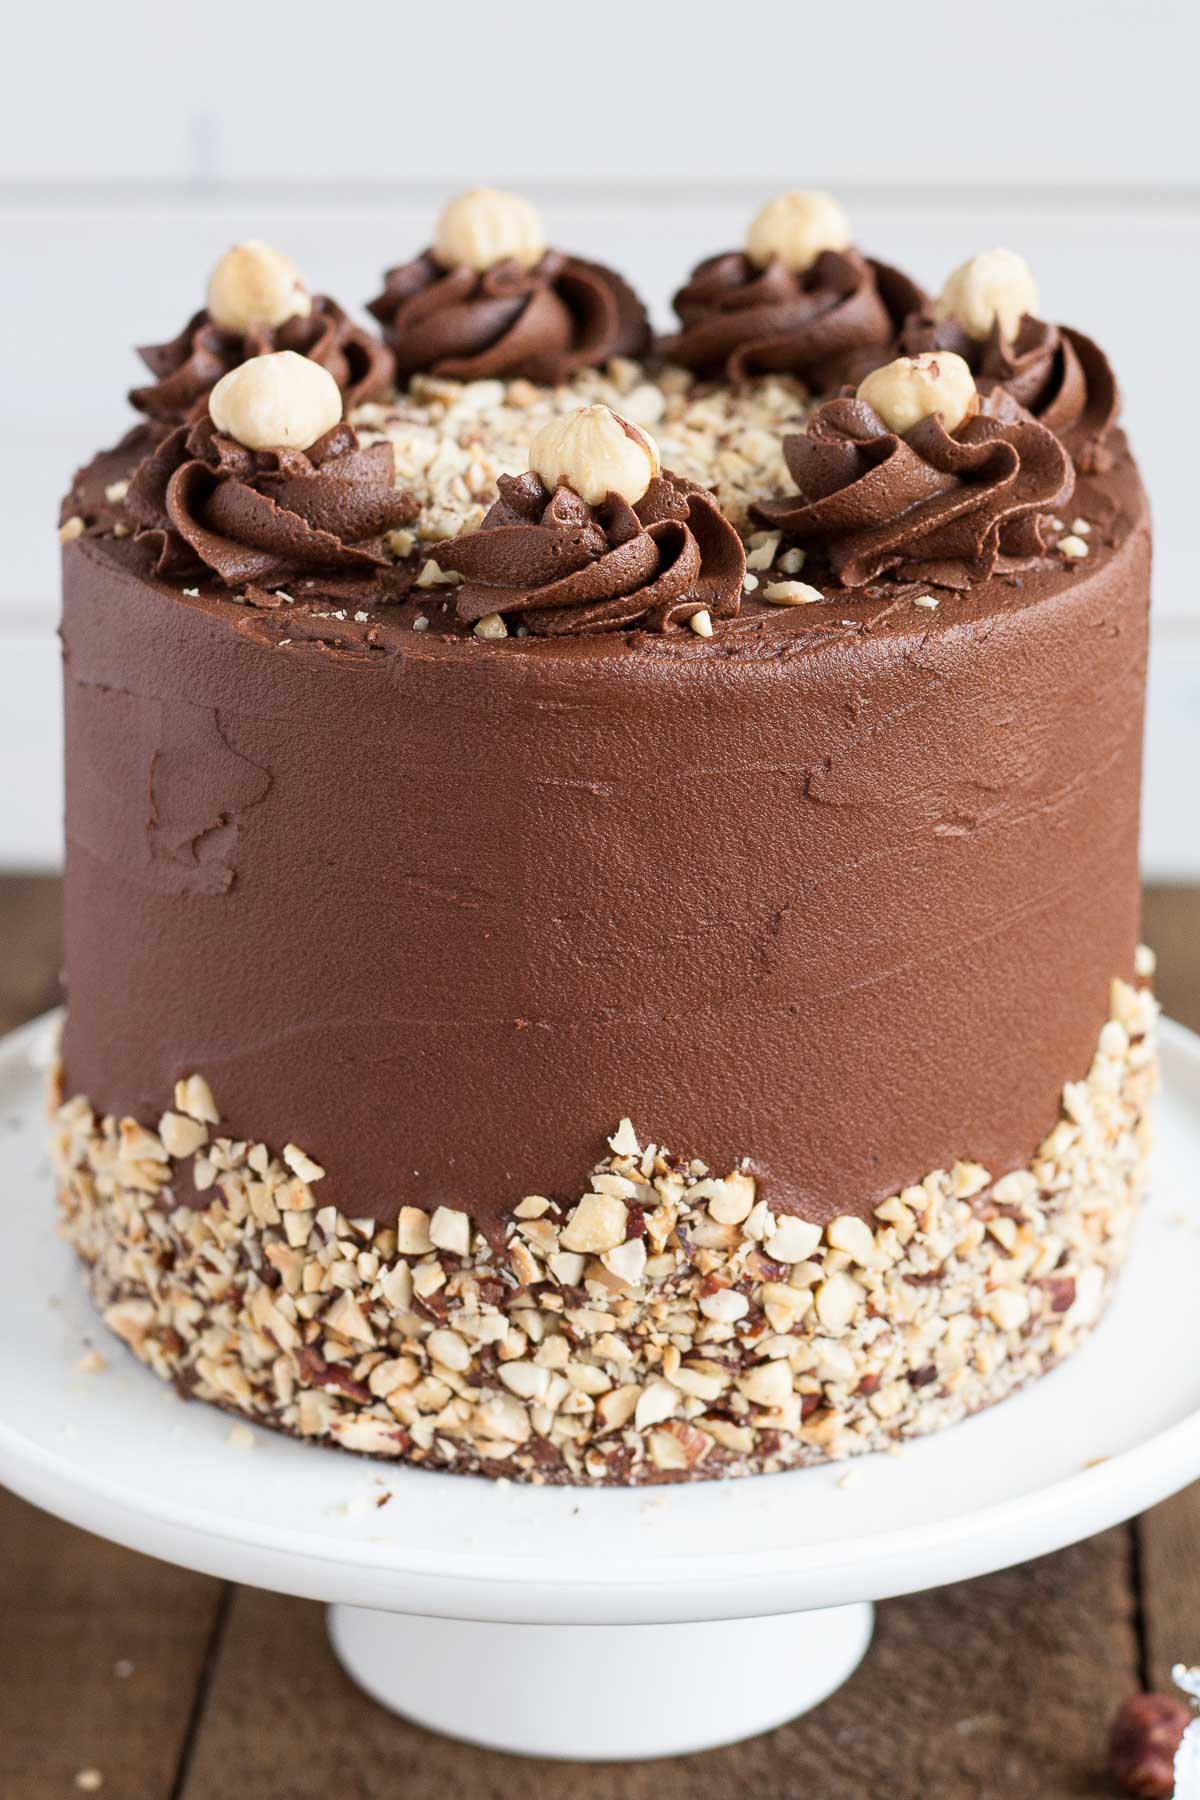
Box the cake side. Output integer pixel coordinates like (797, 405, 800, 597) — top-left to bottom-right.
(59, 428, 1150, 1233)
(51, 973, 1157, 1484)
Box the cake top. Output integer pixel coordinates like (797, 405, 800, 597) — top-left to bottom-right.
(62, 187, 1131, 653)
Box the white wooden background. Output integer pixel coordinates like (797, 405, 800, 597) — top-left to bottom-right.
(3, 0, 1197, 870)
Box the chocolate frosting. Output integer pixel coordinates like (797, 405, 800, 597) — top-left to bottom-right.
(901, 312, 1119, 473)
(753, 393, 1075, 588)
(130, 297, 395, 427)
(124, 416, 417, 601)
(433, 472, 746, 634)
(660, 249, 926, 389)
(58, 430, 1150, 1232)
(368, 250, 650, 385)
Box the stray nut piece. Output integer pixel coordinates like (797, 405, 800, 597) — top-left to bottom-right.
(433, 187, 546, 273)
(209, 351, 343, 452)
(1108, 1692, 1190, 1799)
(206, 240, 311, 334)
(934, 247, 1038, 343)
(528, 404, 660, 507)
(745, 189, 851, 274)
(856, 351, 977, 437)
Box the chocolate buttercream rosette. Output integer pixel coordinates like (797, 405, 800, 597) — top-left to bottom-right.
(752, 350, 1076, 590)
(369, 187, 650, 386)
(125, 351, 417, 605)
(433, 404, 746, 637)
(130, 240, 394, 428)
(660, 188, 926, 390)
(899, 248, 1120, 474)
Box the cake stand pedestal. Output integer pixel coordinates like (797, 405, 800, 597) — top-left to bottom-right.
(3, 1015, 1200, 1762)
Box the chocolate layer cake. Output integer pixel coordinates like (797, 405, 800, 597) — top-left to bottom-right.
(52, 192, 1156, 1483)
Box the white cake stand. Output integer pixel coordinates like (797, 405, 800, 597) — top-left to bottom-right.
(3, 1014, 1200, 1762)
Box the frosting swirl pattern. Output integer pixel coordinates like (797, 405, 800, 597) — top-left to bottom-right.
(130, 298, 395, 427)
(901, 312, 1119, 472)
(434, 471, 746, 635)
(124, 416, 417, 602)
(368, 250, 650, 386)
(752, 393, 1075, 589)
(660, 249, 926, 389)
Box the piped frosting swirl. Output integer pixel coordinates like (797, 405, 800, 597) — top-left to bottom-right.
(660, 249, 926, 389)
(900, 312, 1119, 473)
(368, 250, 650, 386)
(130, 298, 395, 427)
(124, 415, 417, 602)
(752, 392, 1075, 589)
(433, 471, 746, 635)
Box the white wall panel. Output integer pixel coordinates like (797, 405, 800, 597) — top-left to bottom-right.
(2, 2, 1197, 186)
(1, 0, 1196, 868)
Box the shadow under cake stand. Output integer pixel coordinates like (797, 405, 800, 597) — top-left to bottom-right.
(3, 1013, 1200, 1762)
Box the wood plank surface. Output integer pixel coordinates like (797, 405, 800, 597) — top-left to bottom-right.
(1137, 887, 1200, 1703)
(0, 1488, 227, 1800)
(0, 877, 1196, 1798)
(178, 1537, 1137, 1800)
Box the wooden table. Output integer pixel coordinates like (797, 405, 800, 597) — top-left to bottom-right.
(2, 879, 1197, 1799)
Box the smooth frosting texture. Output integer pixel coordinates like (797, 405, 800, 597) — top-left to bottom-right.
(661, 249, 925, 388)
(124, 415, 417, 600)
(433, 471, 746, 634)
(59, 429, 1149, 1232)
(752, 392, 1075, 588)
(901, 311, 1120, 472)
(130, 298, 394, 426)
(368, 250, 650, 384)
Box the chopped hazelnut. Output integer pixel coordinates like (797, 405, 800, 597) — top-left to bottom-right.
(763, 579, 822, 606)
(561, 1191, 627, 1254)
(473, 612, 509, 640)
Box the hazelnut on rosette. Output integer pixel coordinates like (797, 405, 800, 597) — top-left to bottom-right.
(751, 350, 1075, 589)
(431, 404, 746, 636)
(124, 352, 418, 603)
(130, 240, 394, 427)
(899, 248, 1120, 473)
(660, 189, 926, 390)
(368, 188, 650, 386)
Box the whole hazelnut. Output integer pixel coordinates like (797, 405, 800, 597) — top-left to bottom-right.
(209, 351, 343, 452)
(856, 351, 977, 436)
(745, 189, 852, 274)
(432, 187, 546, 273)
(206, 240, 312, 333)
(934, 247, 1039, 342)
(1108, 1692, 1190, 1798)
(528, 405, 661, 507)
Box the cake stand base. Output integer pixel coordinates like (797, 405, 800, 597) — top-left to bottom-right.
(328, 1601, 874, 1760)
